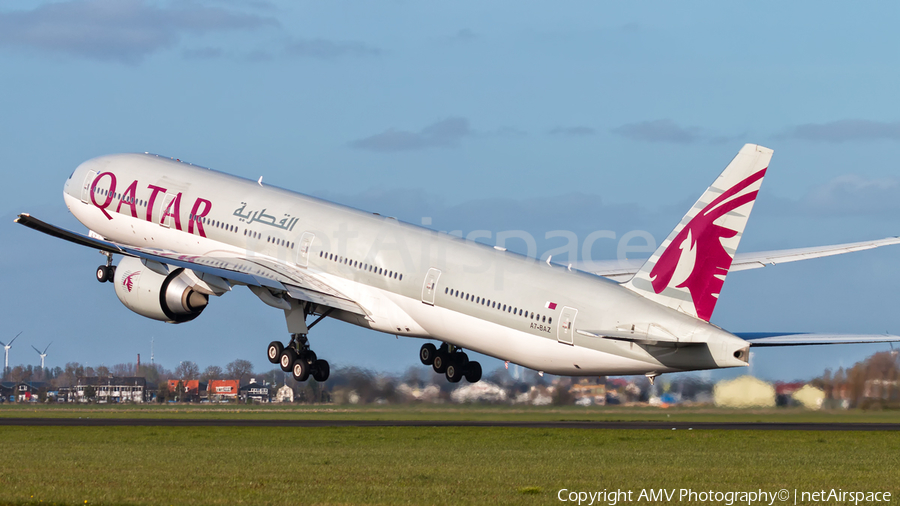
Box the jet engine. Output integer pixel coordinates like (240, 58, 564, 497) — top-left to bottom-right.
(113, 256, 209, 323)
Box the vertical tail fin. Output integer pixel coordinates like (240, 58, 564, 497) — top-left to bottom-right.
(623, 144, 773, 321)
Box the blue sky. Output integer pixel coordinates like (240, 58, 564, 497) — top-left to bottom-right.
(2, 1, 899, 382)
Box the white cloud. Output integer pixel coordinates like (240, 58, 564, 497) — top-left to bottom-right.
(0, 0, 276, 64)
(549, 126, 596, 137)
(350, 118, 472, 152)
(803, 174, 900, 215)
(611, 119, 701, 143)
(284, 38, 380, 59)
(782, 119, 900, 143)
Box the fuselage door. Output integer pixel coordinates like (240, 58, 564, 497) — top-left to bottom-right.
(557, 306, 578, 345)
(421, 268, 441, 305)
(160, 193, 176, 228)
(81, 170, 97, 203)
(294, 232, 315, 267)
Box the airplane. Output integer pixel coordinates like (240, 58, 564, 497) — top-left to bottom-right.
(15, 144, 900, 384)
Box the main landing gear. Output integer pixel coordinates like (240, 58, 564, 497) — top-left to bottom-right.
(419, 342, 482, 383)
(96, 252, 115, 283)
(268, 333, 330, 383)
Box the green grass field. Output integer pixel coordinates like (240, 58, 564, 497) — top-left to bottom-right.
(1, 425, 898, 506)
(1, 406, 898, 505)
(2, 403, 900, 423)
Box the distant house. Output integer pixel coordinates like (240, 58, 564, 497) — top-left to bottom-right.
(775, 382, 806, 407)
(167, 379, 205, 402)
(207, 380, 240, 402)
(791, 384, 825, 410)
(71, 377, 149, 403)
(450, 382, 508, 403)
(569, 380, 606, 406)
(0, 382, 15, 402)
(240, 379, 271, 403)
(273, 385, 294, 403)
(13, 381, 51, 402)
(714, 376, 775, 408)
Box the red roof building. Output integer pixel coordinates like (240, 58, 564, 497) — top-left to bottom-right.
(207, 380, 240, 401)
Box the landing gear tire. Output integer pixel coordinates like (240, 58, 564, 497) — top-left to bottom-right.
(96, 265, 110, 283)
(292, 358, 310, 382)
(464, 361, 482, 383)
(419, 343, 437, 366)
(301, 350, 317, 364)
(445, 359, 464, 383)
(279, 348, 298, 372)
(107, 266, 115, 281)
(432, 353, 449, 374)
(267, 341, 284, 364)
(312, 359, 330, 382)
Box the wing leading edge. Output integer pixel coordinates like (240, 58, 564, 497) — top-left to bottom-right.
(14, 214, 368, 316)
(736, 332, 900, 347)
(582, 236, 900, 282)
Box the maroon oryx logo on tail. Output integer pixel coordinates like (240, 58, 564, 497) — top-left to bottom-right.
(649, 168, 766, 321)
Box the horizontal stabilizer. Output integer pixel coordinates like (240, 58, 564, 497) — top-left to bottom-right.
(737, 332, 900, 347)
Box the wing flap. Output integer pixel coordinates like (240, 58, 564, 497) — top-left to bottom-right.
(283, 284, 368, 316)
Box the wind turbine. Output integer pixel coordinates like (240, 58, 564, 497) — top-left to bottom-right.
(0, 332, 22, 378)
(32, 342, 52, 371)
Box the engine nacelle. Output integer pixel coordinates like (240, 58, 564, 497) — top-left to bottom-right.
(114, 256, 209, 323)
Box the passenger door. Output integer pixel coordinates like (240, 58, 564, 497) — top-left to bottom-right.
(421, 268, 441, 305)
(294, 232, 315, 267)
(557, 306, 578, 345)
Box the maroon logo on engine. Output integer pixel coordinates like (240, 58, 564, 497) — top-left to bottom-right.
(123, 271, 141, 292)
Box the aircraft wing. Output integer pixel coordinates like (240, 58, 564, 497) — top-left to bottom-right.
(581, 236, 900, 281)
(14, 214, 368, 316)
(736, 332, 900, 347)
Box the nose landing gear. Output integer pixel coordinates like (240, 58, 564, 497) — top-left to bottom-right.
(419, 342, 482, 383)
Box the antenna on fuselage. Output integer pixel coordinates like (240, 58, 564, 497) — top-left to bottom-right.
(258, 176, 263, 186)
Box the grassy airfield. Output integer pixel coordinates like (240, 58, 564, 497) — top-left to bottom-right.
(0, 406, 898, 505)
(2, 403, 900, 423)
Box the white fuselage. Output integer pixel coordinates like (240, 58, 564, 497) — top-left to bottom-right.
(63, 153, 751, 376)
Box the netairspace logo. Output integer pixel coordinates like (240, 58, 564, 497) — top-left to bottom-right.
(557, 488, 892, 506)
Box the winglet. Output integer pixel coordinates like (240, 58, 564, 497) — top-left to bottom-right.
(623, 144, 773, 321)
